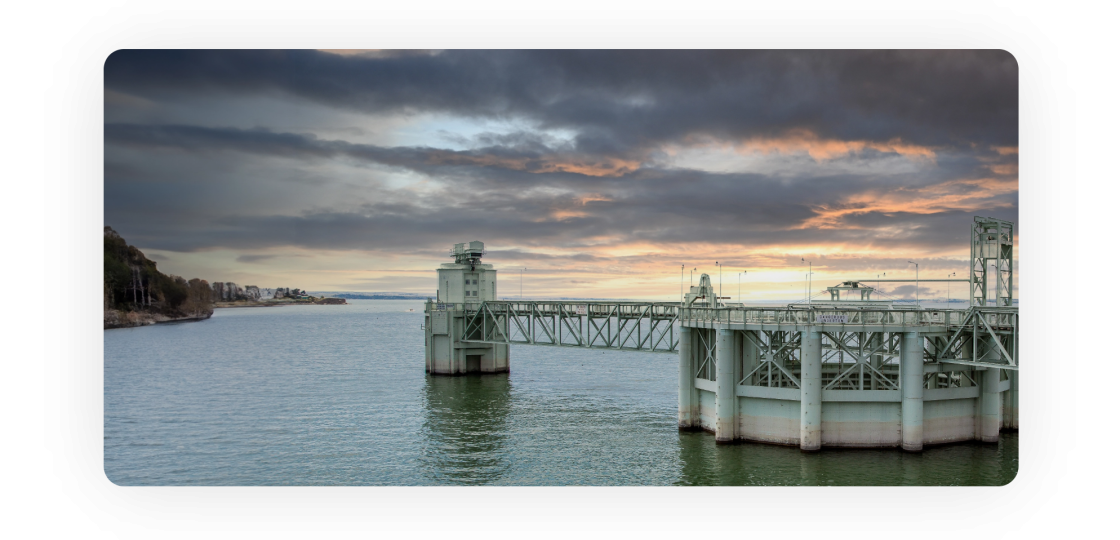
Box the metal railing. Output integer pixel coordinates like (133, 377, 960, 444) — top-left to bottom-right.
(679, 306, 1016, 329)
(426, 301, 1014, 329)
(425, 300, 1017, 359)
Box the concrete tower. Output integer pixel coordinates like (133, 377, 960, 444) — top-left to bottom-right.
(438, 241, 497, 305)
(424, 241, 510, 375)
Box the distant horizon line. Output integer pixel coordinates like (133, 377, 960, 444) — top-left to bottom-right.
(313, 291, 1016, 305)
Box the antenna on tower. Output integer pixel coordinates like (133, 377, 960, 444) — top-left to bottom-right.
(450, 241, 486, 271)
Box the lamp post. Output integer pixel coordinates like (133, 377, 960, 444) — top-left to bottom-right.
(739, 271, 747, 304)
(681, 264, 684, 306)
(717, 261, 722, 304)
(908, 261, 919, 308)
(947, 272, 956, 304)
(802, 258, 813, 306)
(520, 267, 525, 300)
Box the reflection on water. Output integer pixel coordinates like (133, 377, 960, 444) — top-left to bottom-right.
(421, 375, 512, 485)
(105, 299, 1018, 486)
(675, 431, 1017, 486)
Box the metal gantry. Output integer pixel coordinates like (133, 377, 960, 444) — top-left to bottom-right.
(424, 214, 1018, 450)
(971, 216, 1015, 307)
(459, 301, 680, 353)
(452, 301, 1017, 371)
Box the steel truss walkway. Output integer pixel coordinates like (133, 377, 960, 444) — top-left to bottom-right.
(459, 301, 681, 353)
(454, 301, 1017, 370)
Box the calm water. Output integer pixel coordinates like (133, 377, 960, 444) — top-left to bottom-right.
(104, 300, 1017, 486)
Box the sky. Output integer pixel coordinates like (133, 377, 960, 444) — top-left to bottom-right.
(103, 49, 1018, 302)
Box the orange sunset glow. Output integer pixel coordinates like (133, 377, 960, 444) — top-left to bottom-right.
(105, 50, 1017, 302)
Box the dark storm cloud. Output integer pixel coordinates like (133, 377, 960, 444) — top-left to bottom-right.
(105, 123, 610, 178)
(104, 121, 999, 191)
(105, 50, 1018, 150)
(103, 50, 1017, 292)
(104, 117, 1015, 257)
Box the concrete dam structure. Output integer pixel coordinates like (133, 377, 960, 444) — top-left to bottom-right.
(423, 216, 1017, 451)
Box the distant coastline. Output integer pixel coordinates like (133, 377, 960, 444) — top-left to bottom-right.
(321, 293, 427, 301)
(104, 226, 349, 329)
(215, 297, 348, 308)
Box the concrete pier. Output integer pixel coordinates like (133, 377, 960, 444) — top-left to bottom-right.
(678, 327, 694, 429)
(1009, 370, 1019, 430)
(664, 307, 1017, 450)
(800, 330, 822, 452)
(980, 367, 1001, 443)
(424, 242, 510, 376)
(427, 216, 1018, 451)
(900, 331, 924, 452)
(440, 297, 1020, 450)
(716, 329, 736, 443)
(1008, 383, 1016, 430)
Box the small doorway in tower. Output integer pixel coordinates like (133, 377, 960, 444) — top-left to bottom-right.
(466, 354, 482, 373)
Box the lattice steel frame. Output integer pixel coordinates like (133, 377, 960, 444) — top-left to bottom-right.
(971, 216, 1014, 307)
(461, 301, 679, 353)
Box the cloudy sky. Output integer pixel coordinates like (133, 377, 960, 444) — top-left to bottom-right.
(104, 49, 1017, 301)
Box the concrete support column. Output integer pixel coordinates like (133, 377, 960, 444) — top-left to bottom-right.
(1009, 369, 1019, 430)
(716, 329, 736, 444)
(980, 367, 1001, 443)
(678, 326, 694, 430)
(800, 330, 823, 451)
(691, 333, 701, 427)
(1008, 383, 1016, 430)
(425, 316, 432, 373)
(901, 331, 925, 452)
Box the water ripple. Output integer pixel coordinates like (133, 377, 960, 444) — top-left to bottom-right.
(105, 300, 1017, 486)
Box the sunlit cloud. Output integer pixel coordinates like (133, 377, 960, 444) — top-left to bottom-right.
(104, 50, 1017, 300)
(799, 175, 1018, 231)
(734, 130, 938, 161)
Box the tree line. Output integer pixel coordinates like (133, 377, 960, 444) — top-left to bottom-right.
(103, 226, 213, 317)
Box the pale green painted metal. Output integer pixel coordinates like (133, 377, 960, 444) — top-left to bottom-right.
(979, 335, 1004, 442)
(901, 331, 925, 452)
(715, 329, 736, 443)
(677, 326, 694, 429)
(426, 216, 1019, 450)
(799, 330, 823, 451)
(971, 216, 1014, 307)
(1012, 370, 1019, 429)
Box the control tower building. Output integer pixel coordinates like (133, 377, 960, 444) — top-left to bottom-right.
(424, 241, 510, 375)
